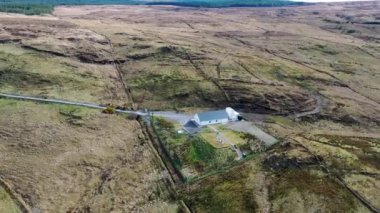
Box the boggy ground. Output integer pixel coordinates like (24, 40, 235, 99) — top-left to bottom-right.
(0, 1, 379, 212)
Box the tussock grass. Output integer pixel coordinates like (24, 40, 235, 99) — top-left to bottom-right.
(269, 169, 358, 212)
(0, 44, 123, 103)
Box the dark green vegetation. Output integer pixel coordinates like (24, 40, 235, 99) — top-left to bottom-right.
(268, 169, 358, 212)
(153, 117, 236, 180)
(145, 0, 306, 8)
(184, 167, 258, 213)
(0, 0, 306, 15)
(0, 1, 52, 15)
(299, 44, 339, 55)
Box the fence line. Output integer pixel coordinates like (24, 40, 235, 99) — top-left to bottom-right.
(150, 114, 186, 183)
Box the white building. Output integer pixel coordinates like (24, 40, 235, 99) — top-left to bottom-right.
(193, 107, 240, 126)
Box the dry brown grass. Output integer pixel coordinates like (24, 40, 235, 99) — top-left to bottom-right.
(0, 99, 175, 212)
(0, 2, 379, 212)
(51, 3, 380, 120)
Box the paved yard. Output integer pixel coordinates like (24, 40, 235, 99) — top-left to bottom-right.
(226, 121, 278, 147)
(152, 111, 192, 125)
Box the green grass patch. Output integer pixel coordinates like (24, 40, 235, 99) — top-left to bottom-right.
(299, 44, 339, 55)
(184, 164, 258, 213)
(186, 137, 215, 164)
(0, 186, 21, 213)
(267, 115, 296, 127)
(153, 117, 238, 178)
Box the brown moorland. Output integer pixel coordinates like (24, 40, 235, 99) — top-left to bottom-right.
(0, 1, 379, 212)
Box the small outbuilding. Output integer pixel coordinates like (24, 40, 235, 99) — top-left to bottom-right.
(193, 107, 240, 126)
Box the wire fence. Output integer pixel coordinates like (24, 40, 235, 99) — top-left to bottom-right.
(150, 114, 186, 183)
(149, 114, 264, 184)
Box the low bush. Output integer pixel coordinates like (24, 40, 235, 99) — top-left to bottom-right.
(102, 106, 115, 114)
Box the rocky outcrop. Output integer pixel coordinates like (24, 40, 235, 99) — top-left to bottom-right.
(264, 153, 321, 170)
(222, 84, 317, 115)
(263, 141, 322, 170)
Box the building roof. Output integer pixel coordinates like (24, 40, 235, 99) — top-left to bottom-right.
(196, 110, 229, 122)
(183, 120, 201, 134)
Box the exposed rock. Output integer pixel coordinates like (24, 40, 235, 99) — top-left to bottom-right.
(0, 35, 21, 43)
(263, 153, 321, 170)
(158, 45, 177, 53)
(223, 84, 317, 115)
(263, 140, 322, 170)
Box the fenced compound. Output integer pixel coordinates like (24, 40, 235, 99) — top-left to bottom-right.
(150, 115, 264, 184)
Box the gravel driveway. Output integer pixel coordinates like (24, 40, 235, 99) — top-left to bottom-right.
(151, 111, 193, 125)
(226, 121, 278, 147)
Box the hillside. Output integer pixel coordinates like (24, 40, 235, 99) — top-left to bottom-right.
(0, 1, 379, 212)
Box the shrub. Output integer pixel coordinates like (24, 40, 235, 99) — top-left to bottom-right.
(102, 106, 115, 114)
(155, 117, 175, 130)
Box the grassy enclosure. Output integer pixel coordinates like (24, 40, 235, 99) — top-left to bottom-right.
(153, 117, 239, 179)
(200, 125, 247, 148)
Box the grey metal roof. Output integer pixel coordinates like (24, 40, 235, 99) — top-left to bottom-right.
(183, 120, 201, 134)
(196, 110, 229, 122)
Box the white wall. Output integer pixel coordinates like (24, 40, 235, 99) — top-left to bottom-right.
(199, 118, 229, 126)
(226, 107, 239, 121)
